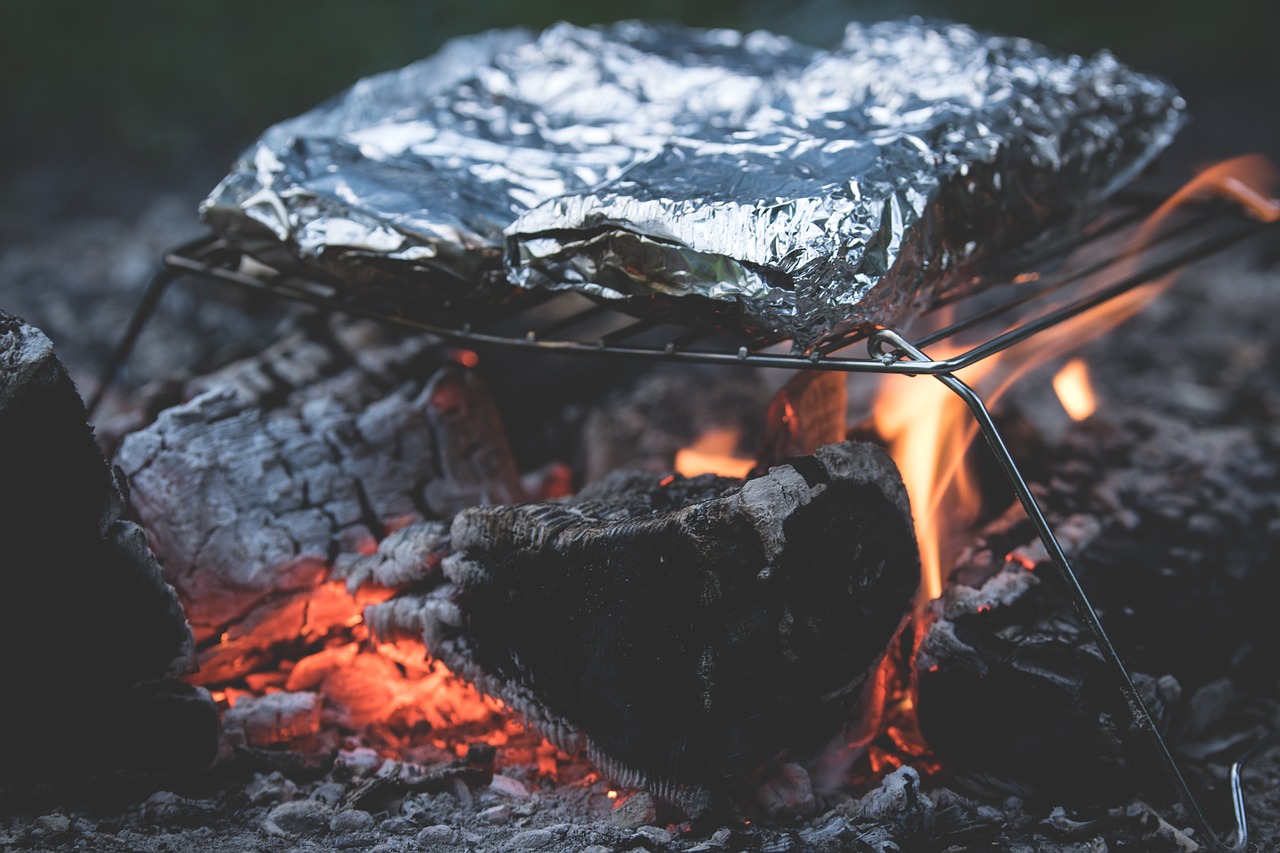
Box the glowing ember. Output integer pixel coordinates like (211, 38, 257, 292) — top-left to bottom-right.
(674, 427, 755, 479)
(1053, 358, 1098, 421)
(193, 576, 553, 765)
(873, 344, 995, 601)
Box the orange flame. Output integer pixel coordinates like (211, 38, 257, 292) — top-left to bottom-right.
(674, 427, 755, 479)
(872, 343, 996, 601)
(1053, 358, 1098, 421)
(876, 155, 1278, 603)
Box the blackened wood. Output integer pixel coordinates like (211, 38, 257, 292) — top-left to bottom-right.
(916, 409, 1280, 801)
(369, 441, 920, 815)
(0, 311, 214, 781)
(116, 356, 523, 683)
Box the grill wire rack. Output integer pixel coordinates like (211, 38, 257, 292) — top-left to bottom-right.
(92, 194, 1280, 851)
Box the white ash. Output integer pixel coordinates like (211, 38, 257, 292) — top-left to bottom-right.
(222, 691, 323, 749)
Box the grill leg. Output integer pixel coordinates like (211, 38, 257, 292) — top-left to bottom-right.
(85, 265, 178, 419)
(869, 328, 1266, 853)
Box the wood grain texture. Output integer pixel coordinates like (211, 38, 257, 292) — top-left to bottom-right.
(369, 441, 920, 814)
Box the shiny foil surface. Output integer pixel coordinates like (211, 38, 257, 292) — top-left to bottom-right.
(201, 20, 1183, 346)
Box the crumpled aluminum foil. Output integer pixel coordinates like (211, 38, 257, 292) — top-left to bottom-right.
(201, 20, 1183, 346)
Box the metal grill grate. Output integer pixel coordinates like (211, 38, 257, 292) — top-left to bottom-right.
(118, 195, 1263, 379)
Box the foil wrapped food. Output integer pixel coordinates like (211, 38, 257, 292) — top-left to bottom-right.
(201, 20, 1183, 347)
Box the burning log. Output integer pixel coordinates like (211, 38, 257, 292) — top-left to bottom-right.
(367, 441, 920, 815)
(116, 344, 524, 683)
(916, 408, 1280, 800)
(0, 311, 216, 782)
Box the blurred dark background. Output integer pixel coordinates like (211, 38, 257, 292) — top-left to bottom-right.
(0, 0, 1275, 392)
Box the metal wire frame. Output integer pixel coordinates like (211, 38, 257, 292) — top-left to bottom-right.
(90, 199, 1280, 849)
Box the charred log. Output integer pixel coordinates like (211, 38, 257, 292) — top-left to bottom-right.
(0, 311, 215, 782)
(116, 358, 523, 683)
(916, 409, 1280, 801)
(368, 441, 920, 815)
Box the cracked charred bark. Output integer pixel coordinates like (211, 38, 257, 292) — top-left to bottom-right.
(916, 409, 1280, 802)
(116, 334, 523, 683)
(365, 441, 921, 816)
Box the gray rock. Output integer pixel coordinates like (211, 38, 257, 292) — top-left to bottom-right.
(246, 771, 300, 805)
(313, 782, 348, 806)
(31, 813, 71, 839)
(337, 747, 384, 777)
(490, 774, 532, 799)
(139, 791, 219, 826)
(609, 791, 658, 830)
(331, 810, 377, 833)
(263, 799, 332, 837)
(479, 804, 512, 825)
(417, 824, 458, 844)
(633, 825, 674, 846)
(507, 828, 556, 849)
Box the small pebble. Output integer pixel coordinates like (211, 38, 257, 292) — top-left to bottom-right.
(417, 824, 457, 843)
(330, 810, 376, 833)
(508, 828, 556, 849)
(479, 804, 511, 825)
(246, 771, 299, 805)
(489, 773, 532, 799)
(313, 782, 348, 806)
(263, 800, 332, 837)
(336, 747, 382, 777)
(31, 814, 71, 838)
(634, 825, 674, 845)
(610, 791, 658, 830)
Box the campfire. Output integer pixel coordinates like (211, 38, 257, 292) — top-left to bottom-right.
(5, 18, 1280, 853)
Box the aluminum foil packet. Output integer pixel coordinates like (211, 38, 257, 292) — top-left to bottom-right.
(201, 20, 1183, 345)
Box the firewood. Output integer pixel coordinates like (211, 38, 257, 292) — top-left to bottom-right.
(116, 360, 523, 683)
(367, 441, 920, 815)
(915, 409, 1280, 800)
(0, 311, 215, 781)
